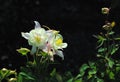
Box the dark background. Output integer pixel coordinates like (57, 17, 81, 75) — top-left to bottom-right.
(0, 0, 120, 74)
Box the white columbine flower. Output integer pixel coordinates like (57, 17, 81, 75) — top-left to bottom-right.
(21, 21, 47, 54)
(21, 21, 67, 60)
(44, 30, 67, 60)
(54, 34, 67, 60)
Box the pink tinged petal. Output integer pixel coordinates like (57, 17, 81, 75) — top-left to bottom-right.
(30, 46, 37, 55)
(46, 32, 55, 46)
(56, 50, 64, 60)
(42, 45, 48, 53)
(34, 21, 41, 29)
(46, 30, 54, 38)
(21, 32, 30, 39)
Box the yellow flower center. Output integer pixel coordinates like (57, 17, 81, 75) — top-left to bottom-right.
(56, 38, 62, 45)
(35, 35, 41, 43)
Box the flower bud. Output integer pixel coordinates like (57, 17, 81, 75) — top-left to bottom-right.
(111, 21, 115, 27)
(102, 21, 115, 30)
(102, 24, 111, 30)
(101, 7, 109, 14)
(1, 68, 7, 71)
(9, 70, 16, 75)
(1, 68, 8, 73)
(8, 78, 17, 82)
(97, 54, 102, 57)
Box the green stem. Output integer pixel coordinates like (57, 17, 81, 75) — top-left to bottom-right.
(0, 79, 2, 82)
(33, 53, 37, 65)
(106, 31, 110, 57)
(26, 55, 29, 62)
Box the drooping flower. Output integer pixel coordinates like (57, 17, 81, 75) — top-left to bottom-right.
(21, 21, 47, 54)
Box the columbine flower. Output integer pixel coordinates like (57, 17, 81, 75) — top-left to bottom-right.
(21, 21, 67, 60)
(21, 21, 47, 54)
(53, 34, 67, 60)
(43, 30, 67, 60)
(54, 34, 67, 50)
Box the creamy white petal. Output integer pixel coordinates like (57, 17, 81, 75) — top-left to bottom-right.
(21, 32, 30, 39)
(34, 21, 41, 29)
(61, 43, 68, 48)
(56, 34, 63, 40)
(56, 50, 64, 60)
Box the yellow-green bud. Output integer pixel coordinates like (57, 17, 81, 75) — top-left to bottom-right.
(10, 70, 16, 75)
(8, 78, 17, 82)
(101, 7, 109, 14)
(1, 68, 8, 72)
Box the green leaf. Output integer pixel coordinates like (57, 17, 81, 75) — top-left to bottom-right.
(74, 78, 82, 82)
(108, 31, 114, 35)
(116, 67, 120, 72)
(39, 50, 48, 57)
(67, 78, 74, 82)
(106, 69, 110, 74)
(56, 73, 63, 82)
(107, 58, 114, 68)
(88, 70, 97, 75)
(116, 63, 120, 67)
(110, 45, 119, 55)
(93, 35, 105, 41)
(100, 72, 104, 78)
(75, 74, 82, 79)
(50, 68, 56, 77)
(109, 71, 115, 79)
(96, 78, 104, 82)
(88, 62, 95, 68)
(87, 74, 92, 79)
(79, 64, 89, 76)
(115, 64, 120, 72)
(88, 70, 97, 79)
(114, 37, 120, 40)
(17, 48, 30, 56)
(98, 48, 107, 53)
(97, 40, 104, 48)
(93, 35, 106, 48)
(18, 72, 35, 80)
(17, 74, 23, 82)
(65, 72, 73, 78)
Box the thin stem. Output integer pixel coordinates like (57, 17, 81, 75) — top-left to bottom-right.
(33, 53, 36, 65)
(107, 31, 110, 57)
(26, 55, 29, 62)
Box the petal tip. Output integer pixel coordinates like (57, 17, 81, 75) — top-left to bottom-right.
(34, 21, 41, 29)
